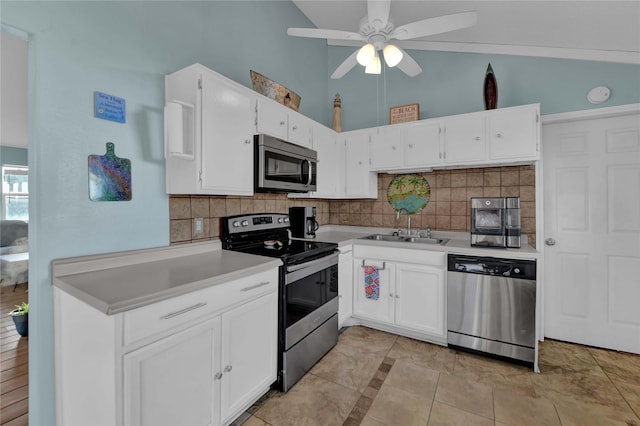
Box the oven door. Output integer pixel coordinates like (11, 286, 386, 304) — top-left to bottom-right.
(283, 252, 338, 350)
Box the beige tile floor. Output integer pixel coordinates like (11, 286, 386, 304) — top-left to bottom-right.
(237, 326, 640, 426)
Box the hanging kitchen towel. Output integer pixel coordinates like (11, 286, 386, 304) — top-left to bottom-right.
(364, 265, 380, 300)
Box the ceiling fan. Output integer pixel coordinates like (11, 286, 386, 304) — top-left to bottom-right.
(287, 0, 477, 79)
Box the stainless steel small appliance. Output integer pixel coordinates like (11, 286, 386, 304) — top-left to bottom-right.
(255, 134, 317, 193)
(470, 197, 521, 248)
(221, 213, 338, 392)
(289, 206, 319, 239)
(447, 254, 536, 364)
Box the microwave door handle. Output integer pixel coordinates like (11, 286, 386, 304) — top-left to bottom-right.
(307, 160, 313, 186)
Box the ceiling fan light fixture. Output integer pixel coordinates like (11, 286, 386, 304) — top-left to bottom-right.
(383, 44, 403, 67)
(356, 43, 375, 66)
(365, 54, 382, 74)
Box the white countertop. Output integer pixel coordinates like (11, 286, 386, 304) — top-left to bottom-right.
(312, 225, 540, 260)
(52, 241, 281, 315)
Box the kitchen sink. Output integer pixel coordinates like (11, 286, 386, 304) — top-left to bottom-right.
(362, 234, 449, 246)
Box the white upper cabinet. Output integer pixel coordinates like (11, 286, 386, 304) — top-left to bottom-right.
(165, 64, 254, 196)
(488, 105, 539, 160)
(369, 104, 540, 172)
(256, 98, 313, 148)
(403, 121, 442, 168)
(311, 125, 342, 198)
(442, 115, 487, 165)
(343, 129, 378, 198)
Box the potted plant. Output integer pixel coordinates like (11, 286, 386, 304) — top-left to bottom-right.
(8, 302, 28, 337)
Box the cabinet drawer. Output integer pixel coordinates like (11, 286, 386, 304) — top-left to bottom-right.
(353, 245, 445, 266)
(122, 268, 278, 346)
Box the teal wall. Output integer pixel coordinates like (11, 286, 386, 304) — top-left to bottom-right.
(0, 146, 28, 166)
(328, 47, 640, 130)
(2, 1, 640, 423)
(1, 1, 326, 424)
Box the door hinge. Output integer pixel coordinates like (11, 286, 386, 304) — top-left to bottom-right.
(536, 113, 539, 123)
(197, 78, 202, 90)
(198, 170, 203, 182)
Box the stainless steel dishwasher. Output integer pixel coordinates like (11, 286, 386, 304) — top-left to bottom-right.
(447, 254, 536, 364)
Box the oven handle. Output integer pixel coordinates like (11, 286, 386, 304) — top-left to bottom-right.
(285, 252, 339, 285)
(306, 160, 313, 186)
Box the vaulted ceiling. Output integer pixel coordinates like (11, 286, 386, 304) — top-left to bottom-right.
(292, 1, 640, 64)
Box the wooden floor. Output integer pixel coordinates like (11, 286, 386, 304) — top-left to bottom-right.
(1, 283, 28, 426)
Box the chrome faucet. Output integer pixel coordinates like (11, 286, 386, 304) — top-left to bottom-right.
(424, 225, 432, 239)
(397, 208, 411, 235)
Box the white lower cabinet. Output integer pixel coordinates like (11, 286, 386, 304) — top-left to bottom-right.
(352, 245, 446, 344)
(220, 293, 278, 425)
(124, 318, 221, 426)
(54, 267, 279, 426)
(338, 246, 353, 327)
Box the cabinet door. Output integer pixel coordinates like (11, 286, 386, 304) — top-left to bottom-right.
(220, 292, 278, 425)
(338, 249, 353, 327)
(370, 125, 403, 170)
(344, 130, 377, 198)
(394, 263, 445, 338)
(256, 99, 288, 140)
(488, 106, 539, 160)
(312, 125, 340, 198)
(352, 259, 394, 324)
(124, 318, 220, 426)
(288, 112, 314, 148)
(443, 116, 487, 165)
(403, 121, 443, 168)
(201, 72, 254, 195)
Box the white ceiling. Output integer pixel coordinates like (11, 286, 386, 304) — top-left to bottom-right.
(291, 1, 640, 64)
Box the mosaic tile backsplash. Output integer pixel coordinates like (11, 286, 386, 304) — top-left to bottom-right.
(169, 165, 536, 247)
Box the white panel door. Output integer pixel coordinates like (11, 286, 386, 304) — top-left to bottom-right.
(543, 112, 640, 353)
(124, 318, 220, 426)
(220, 292, 278, 425)
(394, 263, 445, 337)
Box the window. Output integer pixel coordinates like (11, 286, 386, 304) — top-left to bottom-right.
(2, 165, 28, 221)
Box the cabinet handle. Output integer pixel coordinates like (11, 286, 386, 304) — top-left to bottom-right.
(408, 144, 413, 148)
(392, 146, 396, 150)
(292, 125, 298, 131)
(395, 294, 400, 299)
(495, 133, 503, 138)
(224, 365, 233, 373)
(280, 121, 286, 126)
(389, 293, 394, 298)
(240, 281, 271, 292)
(244, 139, 251, 144)
(361, 260, 385, 270)
(159, 302, 207, 320)
(214, 372, 223, 380)
(473, 136, 481, 141)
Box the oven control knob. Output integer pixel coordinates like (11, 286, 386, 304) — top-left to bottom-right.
(232, 221, 240, 228)
(514, 268, 521, 274)
(283, 217, 289, 223)
(277, 218, 283, 223)
(241, 220, 249, 227)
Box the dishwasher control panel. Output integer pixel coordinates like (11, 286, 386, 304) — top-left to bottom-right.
(447, 255, 536, 280)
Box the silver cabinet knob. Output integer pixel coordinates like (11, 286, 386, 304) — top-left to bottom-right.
(545, 238, 556, 246)
(224, 365, 233, 373)
(496, 133, 503, 138)
(473, 136, 481, 141)
(214, 372, 223, 380)
(279, 121, 286, 126)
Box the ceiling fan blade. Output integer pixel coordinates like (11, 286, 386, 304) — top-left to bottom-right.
(395, 48, 422, 77)
(390, 11, 477, 40)
(287, 27, 363, 41)
(331, 50, 359, 79)
(367, 0, 391, 29)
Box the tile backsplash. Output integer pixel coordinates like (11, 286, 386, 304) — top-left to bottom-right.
(169, 165, 536, 247)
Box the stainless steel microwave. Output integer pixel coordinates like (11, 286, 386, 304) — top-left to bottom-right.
(255, 134, 317, 193)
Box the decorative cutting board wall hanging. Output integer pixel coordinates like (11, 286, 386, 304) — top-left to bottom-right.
(387, 174, 430, 214)
(88, 142, 132, 201)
